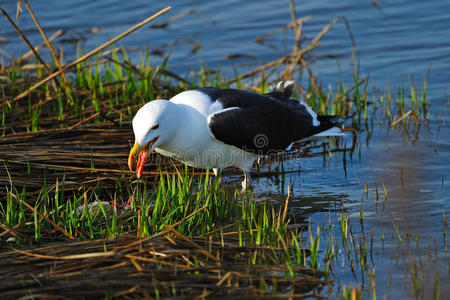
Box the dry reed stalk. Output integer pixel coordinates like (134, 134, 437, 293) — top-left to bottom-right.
(340, 16, 358, 70)
(151, 8, 196, 28)
(51, 161, 177, 178)
(124, 253, 188, 268)
(283, 14, 338, 81)
(228, 27, 321, 85)
(68, 112, 101, 130)
(254, 16, 311, 44)
(15, 29, 64, 64)
(391, 110, 420, 127)
(0, 7, 54, 79)
(0, 235, 325, 298)
(166, 225, 220, 263)
(311, 16, 339, 45)
(282, 1, 304, 80)
(15, 0, 23, 19)
(23, 0, 72, 100)
(282, 185, 290, 224)
(2, 159, 125, 174)
(216, 271, 233, 286)
(171, 204, 209, 227)
(13, 6, 172, 102)
(282, 37, 319, 80)
(204, 223, 237, 236)
(0, 222, 25, 238)
(249, 7, 339, 86)
(226, 57, 286, 84)
(13, 248, 116, 260)
(289, 0, 301, 52)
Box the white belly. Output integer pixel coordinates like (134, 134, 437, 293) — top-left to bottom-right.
(155, 137, 259, 170)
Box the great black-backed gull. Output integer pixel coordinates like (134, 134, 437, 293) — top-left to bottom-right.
(128, 81, 344, 190)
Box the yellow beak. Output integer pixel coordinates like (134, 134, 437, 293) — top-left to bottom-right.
(128, 141, 141, 171)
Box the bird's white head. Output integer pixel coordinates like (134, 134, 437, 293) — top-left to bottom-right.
(128, 99, 179, 174)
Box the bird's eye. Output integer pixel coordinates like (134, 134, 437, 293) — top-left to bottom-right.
(151, 124, 159, 130)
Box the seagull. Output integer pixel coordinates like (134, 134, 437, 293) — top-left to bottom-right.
(128, 81, 344, 191)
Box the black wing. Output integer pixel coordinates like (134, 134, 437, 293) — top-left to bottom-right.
(199, 87, 341, 155)
(207, 106, 337, 156)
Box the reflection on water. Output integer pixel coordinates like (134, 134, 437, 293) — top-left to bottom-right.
(265, 192, 348, 222)
(364, 132, 449, 298)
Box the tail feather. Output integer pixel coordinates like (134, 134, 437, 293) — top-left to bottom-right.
(303, 115, 346, 142)
(313, 126, 346, 137)
(317, 115, 344, 126)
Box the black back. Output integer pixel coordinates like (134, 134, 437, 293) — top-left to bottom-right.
(199, 87, 341, 155)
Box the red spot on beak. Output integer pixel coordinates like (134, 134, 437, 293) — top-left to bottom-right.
(134, 137, 158, 178)
(136, 148, 149, 178)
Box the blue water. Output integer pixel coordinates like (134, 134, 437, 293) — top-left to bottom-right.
(1, 0, 449, 298)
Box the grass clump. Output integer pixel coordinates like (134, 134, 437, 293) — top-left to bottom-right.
(1, 168, 330, 298)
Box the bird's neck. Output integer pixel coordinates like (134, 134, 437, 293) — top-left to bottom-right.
(156, 103, 206, 154)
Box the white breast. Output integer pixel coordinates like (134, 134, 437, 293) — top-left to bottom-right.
(155, 99, 259, 170)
